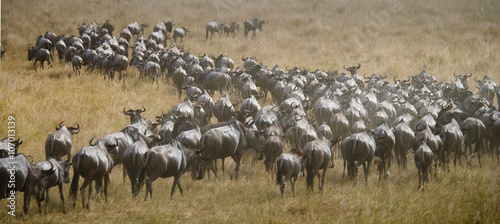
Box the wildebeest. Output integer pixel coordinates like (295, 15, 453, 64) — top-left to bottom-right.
(341, 130, 376, 184)
(301, 137, 332, 191)
(45, 122, 80, 162)
(392, 121, 414, 169)
(69, 138, 117, 209)
(414, 142, 433, 191)
(127, 22, 147, 36)
(244, 18, 265, 39)
(197, 119, 262, 179)
(108, 54, 129, 81)
(276, 152, 301, 197)
(460, 118, 486, 167)
(206, 20, 223, 40)
(173, 27, 189, 43)
(28, 47, 51, 71)
(214, 95, 238, 122)
(142, 140, 200, 200)
(35, 158, 71, 213)
(71, 55, 84, 76)
(263, 135, 284, 174)
(439, 118, 464, 169)
(223, 22, 239, 37)
(154, 21, 174, 35)
(0, 137, 23, 158)
(372, 122, 395, 180)
(0, 154, 55, 214)
(123, 133, 158, 198)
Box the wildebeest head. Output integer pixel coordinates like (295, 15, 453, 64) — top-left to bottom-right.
(55, 121, 80, 135)
(33, 161, 56, 204)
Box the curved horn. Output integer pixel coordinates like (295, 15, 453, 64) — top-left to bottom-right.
(89, 137, 97, 146)
(123, 107, 128, 114)
(141, 106, 146, 112)
(466, 73, 472, 78)
(453, 73, 458, 78)
(474, 77, 480, 83)
(356, 63, 361, 70)
(73, 122, 80, 130)
(241, 55, 246, 61)
(59, 121, 64, 128)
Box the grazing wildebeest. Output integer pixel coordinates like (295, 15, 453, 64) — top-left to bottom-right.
(206, 20, 223, 40)
(414, 142, 433, 191)
(276, 152, 301, 197)
(0, 154, 55, 214)
(69, 138, 117, 209)
(0, 137, 23, 158)
(142, 140, 201, 200)
(301, 137, 332, 191)
(45, 122, 80, 162)
(244, 18, 265, 39)
(341, 130, 376, 184)
(28, 46, 51, 71)
(35, 158, 71, 213)
(173, 27, 189, 43)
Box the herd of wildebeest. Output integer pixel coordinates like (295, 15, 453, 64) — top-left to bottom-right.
(2, 19, 500, 216)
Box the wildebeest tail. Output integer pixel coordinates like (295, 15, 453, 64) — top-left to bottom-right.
(69, 153, 82, 200)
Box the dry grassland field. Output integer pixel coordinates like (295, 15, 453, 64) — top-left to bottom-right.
(1, 0, 500, 223)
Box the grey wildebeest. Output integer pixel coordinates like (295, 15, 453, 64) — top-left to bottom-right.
(414, 142, 433, 191)
(439, 118, 464, 169)
(28, 46, 51, 71)
(276, 152, 301, 197)
(392, 121, 414, 169)
(197, 119, 262, 179)
(244, 18, 265, 39)
(0, 154, 55, 214)
(223, 22, 239, 37)
(127, 22, 147, 36)
(206, 20, 223, 40)
(69, 138, 117, 209)
(45, 122, 80, 162)
(173, 27, 189, 43)
(263, 135, 284, 175)
(0, 137, 23, 158)
(301, 137, 332, 191)
(108, 54, 128, 81)
(123, 133, 158, 198)
(460, 117, 486, 167)
(35, 158, 71, 213)
(341, 130, 376, 184)
(142, 139, 201, 200)
(372, 122, 395, 180)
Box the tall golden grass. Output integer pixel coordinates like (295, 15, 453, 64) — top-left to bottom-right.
(1, 0, 500, 223)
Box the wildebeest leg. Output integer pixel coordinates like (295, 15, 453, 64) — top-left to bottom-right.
(291, 174, 298, 197)
(319, 167, 327, 192)
(34, 61, 38, 71)
(86, 181, 92, 209)
(79, 178, 91, 209)
(418, 167, 423, 190)
(342, 159, 346, 179)
(170, 174, 183, 199)
(58, 183, 66, 214)
(144, 173, 159, 201)
(24, 191, 31, 214)
(104, 174, 110, 203)
(221, 158, 225, 174)
(230, 153, 242, 179)
(123, 167, 128, 185)
(45, 188, 50, 214)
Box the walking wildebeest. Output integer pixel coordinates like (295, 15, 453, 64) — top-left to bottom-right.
(45, 122, 80, 162)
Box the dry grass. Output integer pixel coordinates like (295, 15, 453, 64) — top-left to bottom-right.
(1, 0, 500, 223)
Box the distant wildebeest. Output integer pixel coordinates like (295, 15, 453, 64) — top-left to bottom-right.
(28, 46, 51, 71)
(276, 152, 301, 197)
(127, 22, 147, 36)
(223, 22, 239, 37)
(244, 18, 265, 39)
(45, 122, 80, 162)
(206, 20, 223, 40)
(35, 158, 71, 213)
(263, 135, 284, 175)
(392, 121, 414, 169)
(69, 138, 117, 209)
(460, 118, 486, 167)
(0, 154, 55, 214)
(173, 27, 189, 43)
(154, 21, 174, 35)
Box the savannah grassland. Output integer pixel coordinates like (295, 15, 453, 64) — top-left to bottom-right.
(1, 0, 500, 223)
